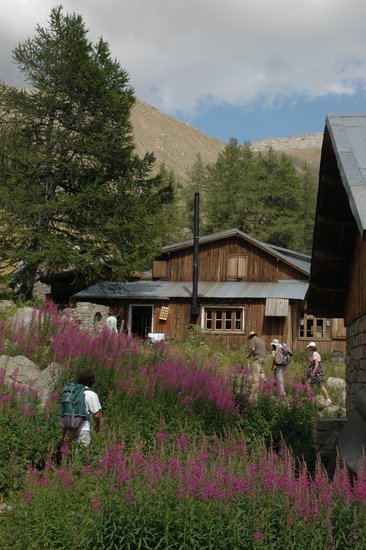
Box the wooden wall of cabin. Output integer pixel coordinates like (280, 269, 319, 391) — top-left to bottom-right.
(152, 300, 191, 339)
(73, 297, 345, 354)
(162, 237, 306, 282)
(345, 234, 366, 325)
(244, 300, 293, 349)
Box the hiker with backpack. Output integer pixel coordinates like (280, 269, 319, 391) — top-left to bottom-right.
(60, 369, 102, 446)
(271, 339, 292, 397)
(305, 341, 332, 405)
(247, 331, 267, 402)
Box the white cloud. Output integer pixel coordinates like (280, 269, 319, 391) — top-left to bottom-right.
(1, 0, 365, 117)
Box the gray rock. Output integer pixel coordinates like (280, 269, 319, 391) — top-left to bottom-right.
(11, 307, 35, 331)
(34, 362, 62, 404)
(0, 355, 63, 404)
(0, 355, 41, 387)
(0, 300, 13, 311)
(326, 377, 346, 391)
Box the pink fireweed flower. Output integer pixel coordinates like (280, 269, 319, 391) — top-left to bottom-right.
(24, 492, 33, 503)
(199, 480, 226, 501)
(91, 499, 102, 513)
(168, 458, 183, 479)
(124, 490, 135, 504)
(252, 531, 264, 542)
(62, 476, 74, 487)
(44, 457, 53, 470)
(175, 434, 189, 449)
(27, 466, 40, 476)
(60, 443, 70, 456)
(353, 467, 366, 503)
(156, 431, 168, 445)
(130, 450, 145, 472)
(37, 477, 50, 488)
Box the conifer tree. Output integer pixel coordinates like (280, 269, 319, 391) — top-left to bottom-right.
(200, 140, 316, 251)
(0, 6, 172, 298)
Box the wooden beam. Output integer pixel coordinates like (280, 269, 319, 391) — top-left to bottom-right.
(309, 286, 347, 293)
(320, 175, 342, 186)
(312, 249, 349, 262)
(317, 214, 355, 226)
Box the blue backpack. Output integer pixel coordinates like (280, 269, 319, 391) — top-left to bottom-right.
(60, 383, 90, 431)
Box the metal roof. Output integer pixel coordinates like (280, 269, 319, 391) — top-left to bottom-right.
(74, 279, 308, 301)
(307, 113, 366, 317)
(160, 228, 310, 276)
(265, 243, 311, 274)
(326, 114, 366, 236)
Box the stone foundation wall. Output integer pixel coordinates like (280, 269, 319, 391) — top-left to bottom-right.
(32, 281, 51, 302)
(70, 302, 110, 332)
(346, 313, 366, 413)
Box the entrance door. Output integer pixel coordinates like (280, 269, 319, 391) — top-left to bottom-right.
(130, 306, 153, 338)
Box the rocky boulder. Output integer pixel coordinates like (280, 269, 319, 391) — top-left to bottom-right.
(11, 307, 35, 331)
(326, 377, 346, 391)
(0, 355, 62, 403)
(0, 355, 41, 387)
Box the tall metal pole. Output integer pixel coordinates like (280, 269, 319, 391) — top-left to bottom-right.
(191, 192, 200, 318)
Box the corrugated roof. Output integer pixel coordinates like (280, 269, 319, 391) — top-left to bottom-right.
(74, 279, 308, 301)
(326, 114, 366, 236)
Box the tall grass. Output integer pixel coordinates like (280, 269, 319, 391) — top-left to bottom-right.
(0, 302, 357, 549)
(2, 431, 366, 549)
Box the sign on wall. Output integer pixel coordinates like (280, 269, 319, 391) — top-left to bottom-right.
(159, 306, 169, 321)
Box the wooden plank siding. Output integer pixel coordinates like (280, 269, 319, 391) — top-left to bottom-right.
(345, 234, 366, 325)
(74, 231, 344, 354)
(163, 237, 306, 283)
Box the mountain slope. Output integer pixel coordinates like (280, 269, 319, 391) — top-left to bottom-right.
(131, 99, 322, 180)
(131, 100, 225, 181)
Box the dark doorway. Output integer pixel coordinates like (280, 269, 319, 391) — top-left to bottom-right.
(131, 306, 152, 338)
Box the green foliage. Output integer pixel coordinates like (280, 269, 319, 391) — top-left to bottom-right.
(0, 6, 172, 299)
(184, 139, 317, 252)
(0, 387, 60, 494)
(0, 307, 353, 548)
(233, 374, 318, 464)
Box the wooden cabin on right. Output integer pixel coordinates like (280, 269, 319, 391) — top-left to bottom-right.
(307, 114, 366, 414)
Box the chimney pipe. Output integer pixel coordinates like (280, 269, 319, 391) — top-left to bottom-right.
(191, 192, 200, 318)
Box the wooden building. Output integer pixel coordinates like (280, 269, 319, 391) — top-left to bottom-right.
(307, 114, 366, 412)
(74, 228, 345, 353)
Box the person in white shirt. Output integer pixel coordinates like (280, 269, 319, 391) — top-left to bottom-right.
(106, 313, 118, 333)
(63, 369, 102, 446)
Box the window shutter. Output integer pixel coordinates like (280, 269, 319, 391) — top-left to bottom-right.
(227, 256, 238, 279)
(237, 256, 248, 279)
(265, 298, 289, 316)
(153, 260, 168, 279)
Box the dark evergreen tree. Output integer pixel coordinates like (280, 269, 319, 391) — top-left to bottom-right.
(184, 153, 210, 236)
(199, 139, 315, 251)
(0, 6, 172, 298)
(251, 149, 303, 249)
(299, 163, 317, 254)
(204, 139, 255, 234)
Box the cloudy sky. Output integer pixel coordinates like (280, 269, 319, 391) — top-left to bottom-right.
(1, 0, 366, 142)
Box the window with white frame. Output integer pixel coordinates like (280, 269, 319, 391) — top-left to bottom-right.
(203, 307, 244, 332)
(299, 312, 331, 339)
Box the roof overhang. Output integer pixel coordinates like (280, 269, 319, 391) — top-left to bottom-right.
(308, 114, 366, 318)
(73, 280, 308, 302)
